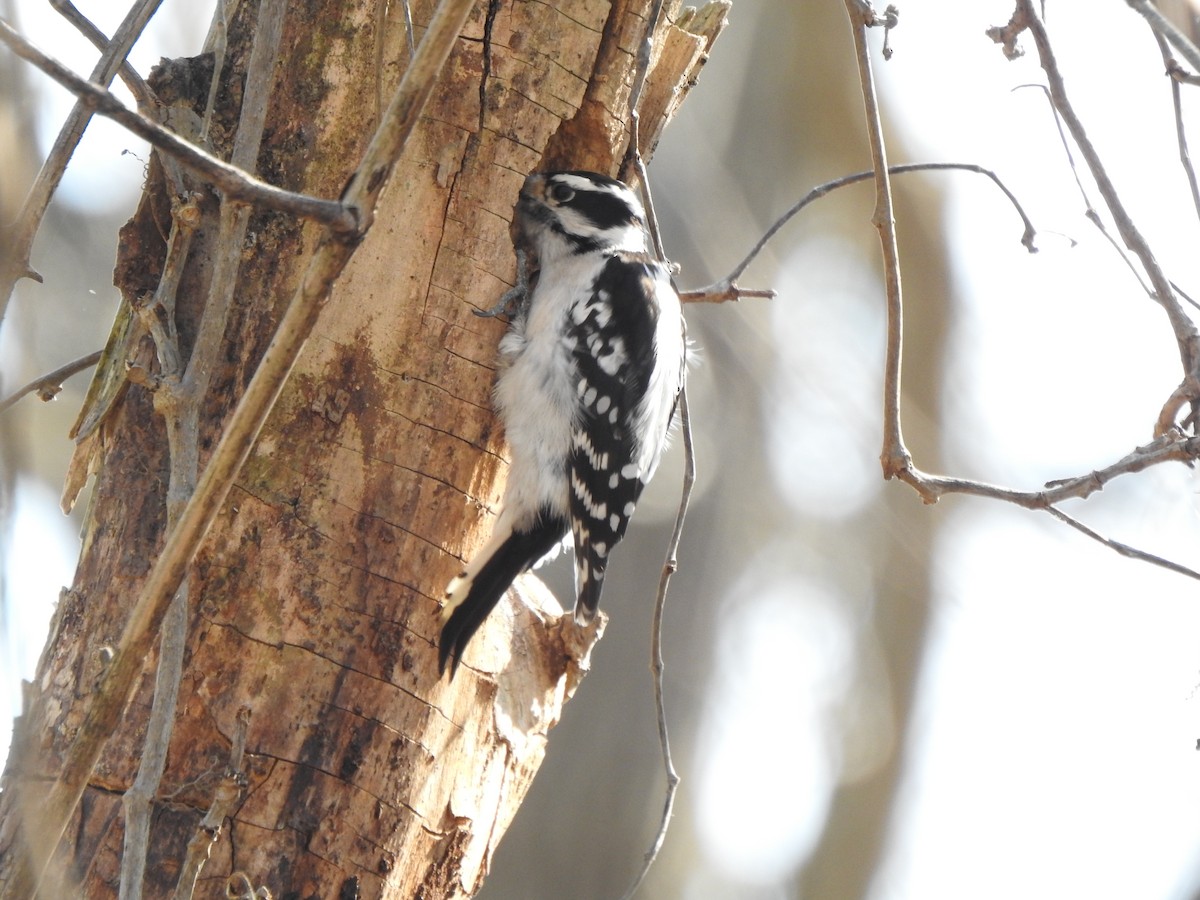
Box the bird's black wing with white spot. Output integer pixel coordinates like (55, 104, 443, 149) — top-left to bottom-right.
(566, 253, 661, 623)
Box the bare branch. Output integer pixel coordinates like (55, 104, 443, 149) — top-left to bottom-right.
(49, 0, 153, 106)
(172, 708, 250, 900)
(1016, 82, 1159, 298)
(0, 0, 164, 322)
(842, 0, 909, 480)
(0, 20, 357, 235)
(402, 0, 416, 56)
(1126, 0, 1200, 74)
(682, 161, 1037, 305)
(620, 379, 693, 900)
(829, 1, 1200, 585)
(20, 0, 479, 889)
(122, 2, 290, 890)
(678, 285, 776, 303)
(1010, 0, 1200, 425)
(615, 9, 689, 887)
(1167, 58, 1200, 87)
(1173, 280, 1200, 315)
(0, 350, 102, 414)
(625, 0, 668, 262)
(1045, 506, 1200, 582)
(894, 429, 1200, 508)
(119, 584, 190, 900)
(1151, 32, 1200, 228)
(1155, 375, 1200, 436)
(200, 0, 240, 145)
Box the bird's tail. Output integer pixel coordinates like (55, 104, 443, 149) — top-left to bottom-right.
(439, 512, 566, 678)
(572, 552, 606, 627)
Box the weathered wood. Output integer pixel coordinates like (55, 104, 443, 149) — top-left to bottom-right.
(0, 1, 725, 897)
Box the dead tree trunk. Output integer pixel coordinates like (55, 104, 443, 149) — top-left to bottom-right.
(0, 1, 725, 896)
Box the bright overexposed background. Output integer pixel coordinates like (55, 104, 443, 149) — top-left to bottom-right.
(2, 2, 1199, 898)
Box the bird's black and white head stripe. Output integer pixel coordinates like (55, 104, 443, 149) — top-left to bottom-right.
(517, 171, 648, 256)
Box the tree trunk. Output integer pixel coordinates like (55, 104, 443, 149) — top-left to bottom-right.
(0, 1, 725, 896)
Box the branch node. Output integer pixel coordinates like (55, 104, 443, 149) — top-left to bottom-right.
(0, 350, 104, 414)
(986, 7, 1028, 61)
(876, 4, 899, 59)
(1156, 375, 1200, 436)
(678, 280, 777, 304)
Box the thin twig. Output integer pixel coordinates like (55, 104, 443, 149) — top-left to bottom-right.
(1127, 0, 1200, 74)
(619, 379, 693, 900)
(842, 0, 909, 479)
(20, 0, 478, 890)
(49, 0, 153, 107)
(680, 161, 1037, 305)
(1167, 59, 1200, 87)
(119, 198, 199, 900)
(123, 0, 288, 888)
(626, 0, 667, 261)
(740, 162, 1036, 283)
(895, 429, 1200, 507)
(1172, 280, 1200, 315)
(612, 7, 681, 891)
(1015, 83, 1092, 203)
(1045, 505, 1200, 581)
(892, 431, 1200, 582)
(843, 5, 1200, 583)
(1, 0, 164, 322)
(119, 585, 189, 900)
(172, 708, 250, 900)
(0, 20, 357, 234)
(200, 0, 235, 146)
(187, 0, 286, 395)
(1017, 82, 1156, 297)
(0, 350, 102, 414)
(1152, 32, 1200, 228)
(402, 0, 416, 57)
(677, 285, 776, 303)
(1013, 0, 1200, 408)
(1155, 375, 1200, 436)
(224, 871, 272, 900)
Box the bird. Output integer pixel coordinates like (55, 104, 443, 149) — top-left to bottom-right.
(438, 170, 686, 678)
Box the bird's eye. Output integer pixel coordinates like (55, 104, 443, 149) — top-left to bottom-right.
(549, 182, 575, 204)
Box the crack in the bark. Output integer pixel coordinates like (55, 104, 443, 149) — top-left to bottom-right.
(525, 0, 605, 34)
(198, 616, 459, 731)
(235, 746, 429, 827)
(479, 0, 502, 136)
(372, 368, 492, 414)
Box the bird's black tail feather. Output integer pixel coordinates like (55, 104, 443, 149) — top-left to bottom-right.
(439, 514, 567, 678)
(573, 560, 606, 626)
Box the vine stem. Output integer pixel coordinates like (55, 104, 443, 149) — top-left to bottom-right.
(619, 381, 693, 900)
